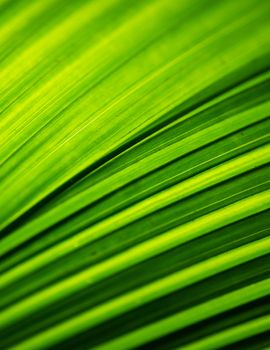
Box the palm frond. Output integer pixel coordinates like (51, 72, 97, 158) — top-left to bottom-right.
(0, 0, 270, 349)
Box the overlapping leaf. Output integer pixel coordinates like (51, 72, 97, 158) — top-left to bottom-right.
(0, 0, 270, 349)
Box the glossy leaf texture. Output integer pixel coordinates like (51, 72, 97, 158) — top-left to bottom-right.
(0, 0, 270, 349)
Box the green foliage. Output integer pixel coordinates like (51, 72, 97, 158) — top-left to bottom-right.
(0, 0, 269, 349)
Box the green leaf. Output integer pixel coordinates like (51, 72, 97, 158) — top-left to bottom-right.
(0, 0, 269, 349)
